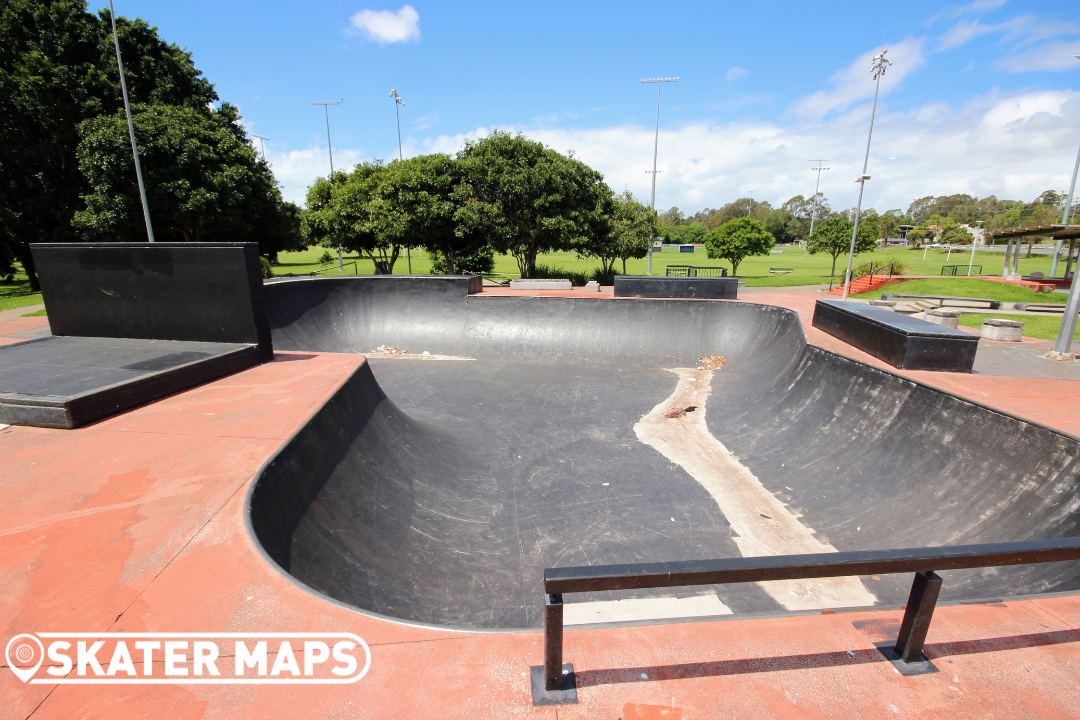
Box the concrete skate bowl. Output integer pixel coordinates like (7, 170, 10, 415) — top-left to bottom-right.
(248, 276, 1080, 630)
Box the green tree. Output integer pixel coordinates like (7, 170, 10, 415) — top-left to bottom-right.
(807, 215, 876, 276)
(704, 217, 775, 276)
(454, 132, 610, 277)
(576, 189, 652, 276)
(0, 1, 218, 288)
(74, 103, 299, 252)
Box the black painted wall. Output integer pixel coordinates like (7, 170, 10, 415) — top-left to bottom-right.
(31, 242, 272, 360)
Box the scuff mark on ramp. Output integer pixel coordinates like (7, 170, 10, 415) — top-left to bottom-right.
(634, 367, 876, 611)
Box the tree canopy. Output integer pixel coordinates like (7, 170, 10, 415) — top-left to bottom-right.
(0, 0, 298, 287)
(575, 189, 652, 277)
(704, 217, 775, 276)
(454, 132, 611, 277)
(806, 215, 876, 276)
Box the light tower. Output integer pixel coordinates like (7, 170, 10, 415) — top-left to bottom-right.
(808, 160, 830, 240)
(641, 77, 678, 275)
(841, 50, 892, 301)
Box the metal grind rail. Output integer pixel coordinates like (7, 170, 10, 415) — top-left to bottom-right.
(532, 537, 1080, 704)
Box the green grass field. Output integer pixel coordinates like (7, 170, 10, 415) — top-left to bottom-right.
(853, 278, 1068, 304)
(273, 245, 1059, 288)
(0, 266, 42, 312)
(957, 312, 1080, 342)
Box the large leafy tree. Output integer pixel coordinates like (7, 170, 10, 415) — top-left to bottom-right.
(576, 189, 655, 277)
(454, 131, 610, 277)
(704, 217, 775, 276)
(75, 102, 300, 251)
(807, 215, 876, 276)
(0, 1, 219, 287)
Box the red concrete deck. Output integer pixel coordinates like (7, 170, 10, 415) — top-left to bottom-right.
(2, 293, 1079, 717)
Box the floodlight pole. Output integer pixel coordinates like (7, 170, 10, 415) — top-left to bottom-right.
(390, 89, 411, 273)
(314, 100, 343, 268)
(808, 160, 829, 240)
(313, 100, 343, 175)
(251, 134, 269, 159)
(968, 221, 982, 276)
(748, 191, 755, 217)
(842, 50, 891, 301)
(1050, 55, 1080, 356)
(642, 77, 678, 275)
(109, 0, 154, 242)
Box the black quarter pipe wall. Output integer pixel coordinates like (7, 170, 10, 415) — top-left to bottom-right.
(248, 277, 1080, 629)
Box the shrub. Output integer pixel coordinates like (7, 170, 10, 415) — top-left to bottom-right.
(318, 250, 335, 265)
(259, 256, 274, 279)
(873, 257, 908, 275)
(590, 266, 619, 286)
(429, 246, 495, 275)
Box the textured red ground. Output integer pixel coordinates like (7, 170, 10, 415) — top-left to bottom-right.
(1, 299, 1078, 718)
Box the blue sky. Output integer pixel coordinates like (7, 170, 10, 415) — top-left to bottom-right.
(111, 0, 1080, 214)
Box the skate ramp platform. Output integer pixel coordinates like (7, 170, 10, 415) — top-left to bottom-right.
(248, 276, 1080, 629)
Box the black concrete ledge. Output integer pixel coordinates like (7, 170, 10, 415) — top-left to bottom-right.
(31, 242, 273, 360)
(0, 336, 260, 428)
(613, 276, 738, 299)
(812, 300, 978, 372)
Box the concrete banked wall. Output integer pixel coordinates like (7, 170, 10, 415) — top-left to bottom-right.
(249, 277, 1080, 629)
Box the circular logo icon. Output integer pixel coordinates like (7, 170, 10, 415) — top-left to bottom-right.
(5, 634, 44, 683)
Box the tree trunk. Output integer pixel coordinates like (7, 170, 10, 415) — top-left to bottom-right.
(445, 248, 456, 274)
(525, 237, 539, 278)
(15, 246, 39, 292)
(830, 254, 839, 276)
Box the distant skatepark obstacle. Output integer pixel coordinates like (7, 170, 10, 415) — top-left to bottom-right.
(813, 299, 978, 372)
(614, 275, 738, 299)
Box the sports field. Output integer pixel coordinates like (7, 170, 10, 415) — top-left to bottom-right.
(272, 245, 1060, 288)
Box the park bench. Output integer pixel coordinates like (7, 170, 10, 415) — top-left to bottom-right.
(769, 267, 794, 275)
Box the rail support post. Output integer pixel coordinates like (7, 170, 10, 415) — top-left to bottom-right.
(530, 593, 577, 705)
(878, 570, 941, 675)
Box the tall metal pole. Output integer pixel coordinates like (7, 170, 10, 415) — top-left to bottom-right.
(642, 77, 678, 275)
(1054, 141, 1080, 276)
(967, 221, 982, 276)
(808, 160, 829, 240)
(842, 50, 891, 301)
(747, 191, 755, 217)
(313, 100, 343, 175)
(313, 100, 343, 268)
(251, 134, 269, 159)
(109, 0, 154, 242)
(390, 90, 410, 272)
(1051, 58, 1080, 355)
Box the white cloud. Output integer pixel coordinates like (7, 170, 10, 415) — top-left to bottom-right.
(347, 5, 420, 44)
(265, 146, 369, 203)
(725, 66, 748, 81)
(270, 89, 1080, 216)
(938, 21, 1000, 50)
(788, 39, 925, 118)
(999, 39, 1080, 72)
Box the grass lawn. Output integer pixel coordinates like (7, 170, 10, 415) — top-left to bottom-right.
(957, 313, 1080, 342)
(0, 267, 42, 312)
(853, 278, 1068, 304)
(273, 245, 1059, 288)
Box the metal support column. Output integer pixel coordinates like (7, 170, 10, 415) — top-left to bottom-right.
(894, 571, 942, 664)
(531, 592, 576, 705)
(1002, 239, 1013, 277)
